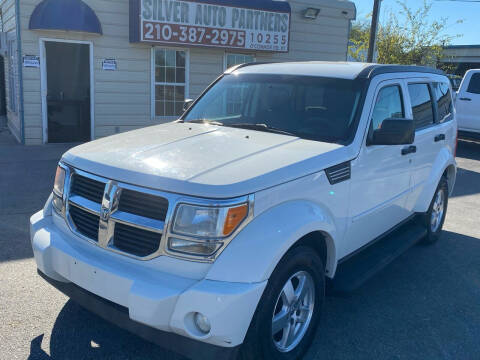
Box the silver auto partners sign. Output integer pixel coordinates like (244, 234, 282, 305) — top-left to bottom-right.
(130, 0, 291, 52)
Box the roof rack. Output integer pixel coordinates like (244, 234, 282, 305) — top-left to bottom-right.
(357, 64, 445, 79)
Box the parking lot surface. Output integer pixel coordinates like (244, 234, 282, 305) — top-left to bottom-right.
(1, 131, 480, 360)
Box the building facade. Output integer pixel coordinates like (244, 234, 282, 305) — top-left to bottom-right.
(441, 45, 480, 77)
(0, 0, 355, 145)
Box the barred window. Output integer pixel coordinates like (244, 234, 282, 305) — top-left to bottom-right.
(154, 49, 186, 117)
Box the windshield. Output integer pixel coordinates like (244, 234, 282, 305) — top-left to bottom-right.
(183, 74, 365, 144)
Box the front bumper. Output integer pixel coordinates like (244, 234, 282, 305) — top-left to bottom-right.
(30, 209, 266, 357)
(37, 270, 239, 360)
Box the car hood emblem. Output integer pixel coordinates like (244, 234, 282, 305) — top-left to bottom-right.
(100, 206, 111, 221)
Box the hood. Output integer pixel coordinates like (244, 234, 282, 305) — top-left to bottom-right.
(63, 122, 350, 198)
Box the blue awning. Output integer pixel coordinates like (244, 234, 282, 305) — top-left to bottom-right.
(29, 0, 102, 35)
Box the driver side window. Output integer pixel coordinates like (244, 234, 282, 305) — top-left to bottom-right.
(371, 85, 405, 131)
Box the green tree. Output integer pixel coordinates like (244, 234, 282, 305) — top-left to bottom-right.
(348, 0, 462, 68)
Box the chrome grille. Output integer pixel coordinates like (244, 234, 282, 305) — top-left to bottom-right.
(66, 171, 169, 259)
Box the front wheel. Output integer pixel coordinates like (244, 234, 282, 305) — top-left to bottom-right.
(421, 177, 449, 244)
(239, 246, 325, 360)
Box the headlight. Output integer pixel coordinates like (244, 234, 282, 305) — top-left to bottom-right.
(52, 165, 66, 214)
(168, 202, 249, 257)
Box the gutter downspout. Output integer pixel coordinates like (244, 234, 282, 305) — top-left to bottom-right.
(15, 0, 25, 144)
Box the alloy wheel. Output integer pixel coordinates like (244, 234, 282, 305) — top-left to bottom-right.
(431, 188, 445, 233)
(271, 271, 315, 353)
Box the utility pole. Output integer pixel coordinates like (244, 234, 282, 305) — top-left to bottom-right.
(367, 0, 382, 63)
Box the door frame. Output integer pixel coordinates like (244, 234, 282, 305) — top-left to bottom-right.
(39, 38, 95, 143)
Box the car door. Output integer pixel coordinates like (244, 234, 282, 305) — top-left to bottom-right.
(456, 71, 480, 133)
(404, 81, 439, 206)
(344, 80, 413, 254)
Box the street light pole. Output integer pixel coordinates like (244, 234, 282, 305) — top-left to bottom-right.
(367, 0, 382, 63)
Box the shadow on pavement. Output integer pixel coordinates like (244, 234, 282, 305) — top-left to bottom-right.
(28, 300, 184, 360)
(456, 139, 480, 161)
(451, 167, 480, 198)
(451, 135, 480, 199)
(0, 142, 74, 262)
(310, 230, 480, 360)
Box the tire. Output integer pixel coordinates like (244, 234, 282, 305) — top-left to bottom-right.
(238, 246, 325, 360)
(421, 177, 449, 244)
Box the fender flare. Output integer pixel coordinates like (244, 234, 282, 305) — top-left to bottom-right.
(206, 200, 339, 283)
(413, 148, 457, 213)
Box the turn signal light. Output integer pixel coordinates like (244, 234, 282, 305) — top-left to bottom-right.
(223, 204, 248, 236)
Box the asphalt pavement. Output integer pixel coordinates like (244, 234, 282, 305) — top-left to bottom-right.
(1, 129, 479, 360)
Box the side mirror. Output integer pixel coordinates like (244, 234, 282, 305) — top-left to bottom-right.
(183, 99, 194, 112)
(369, 118, 415, 146)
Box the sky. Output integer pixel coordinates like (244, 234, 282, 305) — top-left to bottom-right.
(353, 0, 480, 45)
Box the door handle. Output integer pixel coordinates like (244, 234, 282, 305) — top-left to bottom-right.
(401, 145, 417, 155)
(434, 134, 446, 142)
(459, 97, 472, 101)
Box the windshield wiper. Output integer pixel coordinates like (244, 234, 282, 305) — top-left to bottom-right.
(226, 123, 297, 137)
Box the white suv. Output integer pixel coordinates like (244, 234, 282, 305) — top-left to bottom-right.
(31, 62, 457, 360)
(456, 69, 480, 137)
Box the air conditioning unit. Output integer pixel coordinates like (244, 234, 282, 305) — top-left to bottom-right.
(0, 32, 8, 56)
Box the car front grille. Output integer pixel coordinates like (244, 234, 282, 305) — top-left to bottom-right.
(113, 223, 162, 257)
(118, 189, 168, 221)
(66, 172, 169, 258)
(69, 205, 100, 241)
(70, 174, 105, 203)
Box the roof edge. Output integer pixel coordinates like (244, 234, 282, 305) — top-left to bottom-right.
(357, 64, 445, 79)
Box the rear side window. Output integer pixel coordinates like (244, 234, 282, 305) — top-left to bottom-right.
(433, 82, 453, 123)
(371, 85, 404, 131)
(467, 73, 480, 94)
(408, 83, 434, 129)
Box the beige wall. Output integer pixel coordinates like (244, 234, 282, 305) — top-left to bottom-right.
(259, 0, 355, 63)
(1, 0, 21, 141)
(13, 0, 355, 145)
(20, 0, 153, 144)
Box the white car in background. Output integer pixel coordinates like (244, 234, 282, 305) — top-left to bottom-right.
(456, 69, 480, 138)
(31, 62, 457, 360)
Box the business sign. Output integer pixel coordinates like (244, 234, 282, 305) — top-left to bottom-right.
(130, 0, 291, 52)
(23, 55, 40, 68)
(102, 59, 117, 71)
